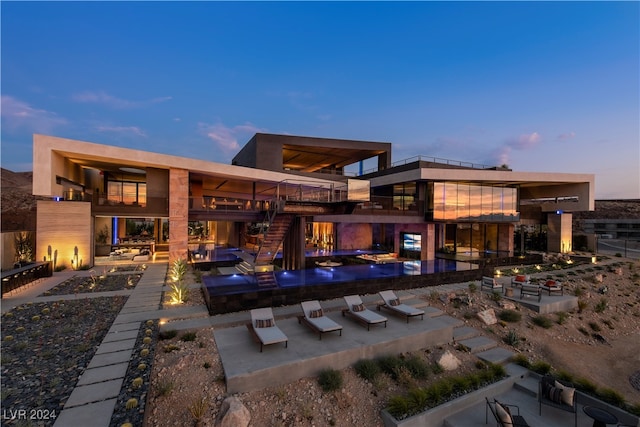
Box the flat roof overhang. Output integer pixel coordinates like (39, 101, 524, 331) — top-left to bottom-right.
(32, 134, 341, 198)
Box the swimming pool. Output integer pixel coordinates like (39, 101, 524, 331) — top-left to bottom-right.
(203, 259, 477, 296)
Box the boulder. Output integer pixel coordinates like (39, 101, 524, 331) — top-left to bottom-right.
(437, 350, 461, 371)
(215, 396, 251, 427)
(477, 308, 497, 325)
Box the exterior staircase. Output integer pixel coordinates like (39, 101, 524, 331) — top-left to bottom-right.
(254, 212, 296, 266)
(255, 271, 278, 288)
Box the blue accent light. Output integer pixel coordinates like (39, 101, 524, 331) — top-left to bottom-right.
(112, 217, 119, 245)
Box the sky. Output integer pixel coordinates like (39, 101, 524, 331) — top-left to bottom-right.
(1, 1, 638, 199)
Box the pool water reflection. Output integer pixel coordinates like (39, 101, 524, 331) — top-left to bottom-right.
(203, 259, 477, 296)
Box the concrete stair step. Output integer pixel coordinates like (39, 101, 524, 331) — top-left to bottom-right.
(475, 347, 516, 365)
(453, 325, 481, 341)
(458, 336, 497, 353)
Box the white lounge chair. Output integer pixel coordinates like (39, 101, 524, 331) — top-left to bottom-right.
(342, 295, 387, 330)
(248, 307, 288, 352)
(377, 290, 424, 323)
(298, 300, 343, 340)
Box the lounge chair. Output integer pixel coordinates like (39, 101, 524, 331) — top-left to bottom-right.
(377, 290, 424, 322)
(298, 300, 343, 340)
(342, 295, 387, 330)
(247, 307, 288, 352)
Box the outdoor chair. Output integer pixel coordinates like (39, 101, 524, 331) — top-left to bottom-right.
(481, 276, 503, 294)
(377, 290, 424, 322)
(539, 375, 578, 427)
(539, 279, 563, 296)
(342, 295, 387, 330)
(511, 274, 530, 288)
(520, 283, 541, 302)
(247, 307, 288, 352)
(486, 397, 530, 427)
(298, 300, 343, 340)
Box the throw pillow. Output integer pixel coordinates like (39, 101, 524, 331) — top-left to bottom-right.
(255, 318, 274, 328)
(515, 275, 526, 282)
(389, 298, 401, 306)
(352, 303, 365, 312)
(547, 386, 563, 404)
(555, 381, 575, 406)
(309, 309, 323, 318)
(494, 401, 513, 426)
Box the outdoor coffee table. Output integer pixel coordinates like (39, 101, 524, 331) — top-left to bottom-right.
(583, 405, 618, 427)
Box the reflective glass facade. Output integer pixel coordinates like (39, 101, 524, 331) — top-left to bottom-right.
(428, 182, 519, 222)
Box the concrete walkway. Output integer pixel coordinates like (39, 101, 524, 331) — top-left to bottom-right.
(51, 263, 167, 427)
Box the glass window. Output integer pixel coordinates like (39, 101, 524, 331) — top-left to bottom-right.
(429, 182, 519, 222)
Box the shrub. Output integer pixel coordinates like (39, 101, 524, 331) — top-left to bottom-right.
(594, 298, 608, 313)
(377, 355, 404, 380)
(556, 311, 569, 324)
(181, 331, 197, 342)
(126, 398, 138, 409)
(403, 355, 430, 380)
(498, 309, 522, 323)
(354, 359, 381, 382)
(575, 377, 598, 394)
(577, 300, 588, 313)
(155, 379, 174, 397)
(512, 354, 531, 369)
(588, 321, 601, 332)
(597, 388, 625, 407)
(318, 369, 343, 392)
(532, 315, 553, 329)
(386, 395, 410, 419)
(504, 329, 520, 347)
(530, 360, 551, 375)
(188, 396, 209, 423)
(468, 282, 477, 293)
(159, 330, 178, 340)
(489, 291, 502, 302)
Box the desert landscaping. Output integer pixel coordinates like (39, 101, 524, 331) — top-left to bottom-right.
(143, 255, 640, 427)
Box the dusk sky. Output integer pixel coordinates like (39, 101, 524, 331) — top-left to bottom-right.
(2, 1, 638, 199)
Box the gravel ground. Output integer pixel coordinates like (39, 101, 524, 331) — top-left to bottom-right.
(41, 270, 142, 296)
(1, 295, 128, 426)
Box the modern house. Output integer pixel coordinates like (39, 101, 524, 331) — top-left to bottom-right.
(32, 133, 594, 275)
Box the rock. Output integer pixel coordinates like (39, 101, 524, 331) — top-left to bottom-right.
(437, 350, 461, 371)
(215, 396, 251, 427)
(477, 308, 497, 325)
(499, 301, 516, 310)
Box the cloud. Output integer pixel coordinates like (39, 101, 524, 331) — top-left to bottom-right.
(558, 132, 576, 141)
(1, 95, 67, 133)
(72, 91, 172, 109)
(198, 122, 267, 153)
(96, 125, 147, 137)
(490, 132, 542, 166)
